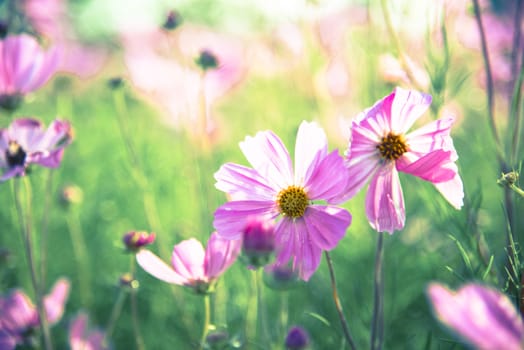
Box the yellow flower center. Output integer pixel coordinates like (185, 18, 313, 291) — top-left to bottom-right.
(276, 185, 309, 218)
(377, 132, 408, 160)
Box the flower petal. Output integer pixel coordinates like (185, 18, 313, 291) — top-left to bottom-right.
(294, 121, 328, 185)
(433, 173, 464, 209)
(304, 150, 349, 201)
(171, 239, 206, 281)
(213, 200, 277, 240)
(214, 163, 277, 200)
(136, 249, 186, 285)
(204, 232, 241, 280)
(8, 118, 44, 151)
(43, 278, 70, 325)
(427, 283, 524, 350)
(396, 150, 456, 183)
(303, 205, 351, 250)
(390, 87, 432, 133)
(365, 164, 405, 233)
(405, 117, 455, 155)
(239, 130, 293, 189)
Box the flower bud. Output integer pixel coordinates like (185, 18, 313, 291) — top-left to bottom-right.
(498, 171, 519, 187)
(163, 10, 182, 30)
(107, 77, 125, 90)
(241, 217, 275, 269)
(285, 326, 310, 349)
(205, 328, 229, 350)
(263, 264, 299, 290)
(195, 49, 219, 71)
(123, 231, 156, 252)
(60, 185, 83, 207)
(119, 273, 139, 289)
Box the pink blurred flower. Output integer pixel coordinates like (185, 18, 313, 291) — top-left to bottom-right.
(0, 118, 73, 181)
(241, 216, 276, 268)
(213, 121, 352, 281)
(69, 312, 107, 350)
(334, 87, 463, 233)
(0, 278, 70, 349)
(24, 0, 107, 78)
(123, 231, 156, 252)
(0, 34, 58, 109)
(427, 283, 524, 350)
(136, 232, 241, 294)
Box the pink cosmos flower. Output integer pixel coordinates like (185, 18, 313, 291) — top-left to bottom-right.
(69, 312, 107, 350)
(213, 121, 352, 281)
(335, 87, 463, 233)
(136, 232, 241, 293)
(0, 118, 73, 181)
(427, 283, 524, 350)
(0, 34, 58, 109)
(0, 278, 70, 349)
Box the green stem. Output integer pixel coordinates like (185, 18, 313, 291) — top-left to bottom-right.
(200, 294, 211, 350)
(14, 178, 53, 350)
(104, 288, 127, 346)
(65, 207, 91, 307)
(325, 252, 357, 350)
(130, 257, 145, 350)
(39, 169, 54, 293)
(370, 233, 385, 350)
(255, 268, 270, 345)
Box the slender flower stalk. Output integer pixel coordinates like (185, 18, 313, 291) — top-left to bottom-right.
(129, 256, 145, 350)
(324, 252, 357, 350)
(103, 287, 127, 347)
(13, 177, 53, 350)
(39, 169, 54, 293)
(370, 233, 384, 350)
(200, 294, 211, 350)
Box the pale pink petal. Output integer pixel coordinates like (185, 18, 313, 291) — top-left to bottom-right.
(273, 218, 295, 270)
(305, 150, 350, 201)
(405, 117, 455, 155)
(34, 119, 71, 151)
(204, 233, 241, 280)
(396, 150, 456, 183)
(239, 130, 293, 189)
(1, 291, 37, 330)
(171, 239, 206, 281)
(136, 250, 187, 285)
(365, 164, 405, 233)
(390, 87, 432, 133)
(8, 118, 44, 151)
(69, 313, 88, 350)
(214, 163, 277, 200)
(303, 205, 351, 250)
(214, 200, 278, 240)
(428, 283, 524, 350)
(43, 278, 70, 325)
(294, 121, 328, 185)
(434, 174, 464, 209)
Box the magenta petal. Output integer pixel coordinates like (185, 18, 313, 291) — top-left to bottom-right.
(136, 250, 186, 285)
(1, 290, 37, 331)
(303, 205, 350, 250)
(427, 283, 524, 350)
(171, 239, 206, 281)
(43, 278, 70, 325)
(405, 117, 455, 154)
(274, 218, 295, 269)
(213, 200, 277, 240)
(8, 118, 44, 150)
(214, 163, 277, 200)
(204, 232, 241, 280)
(390, 87, 432, 133)
(396, 150, 456, 183)
(365, 164, 405, 234)
(305, 150, 349, 201)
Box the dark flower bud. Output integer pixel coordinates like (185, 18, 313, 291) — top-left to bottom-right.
(205, 328, 229, 349)
(241, 217, 275, 269)
(263, 264, 299, 290)
(285, 326, 310, 349)
(107, 77, 125, 90)
(163, 10, 182, 30)
(119, 273, 139, 289)
(123, 231, 156, 252)
(195, 49, 219, 71)
(0, 20, 8, 39)
(498, 171, 519, 187)
(0, 93, 22, 111)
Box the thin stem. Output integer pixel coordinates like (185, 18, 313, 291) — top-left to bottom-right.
(324, 251, 357, 350)
(130, 257, 145, 350)
(279, 291, 289, 342)
(255, 268, 270, 345)
(510, 27, 524, 164)
(65, 207, 92, 307)
(471, 0, 505, 163)
(199, 294, 211, 350)
(14, 178, 53, 350)
(370, 233, 385, 350)
(104, 288, 127, 346)
(39, 169, 54, 293)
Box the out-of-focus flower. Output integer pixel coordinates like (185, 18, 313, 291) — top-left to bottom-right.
(123, 25, 245, 132)
(213, 121, 352, 281)
(0, 278, 70, 349)
(60, 184, 84, 206)
(241, 216, 275, 269)
(69, 312, 107, 350)
(136, 232, 241, 294)
(334, 87, 463, 233)
(0, 34, 58, 110)
(123, 231, 156, 252)
(0, 118, 73, 181)
(24, 0, 108, 79)
(263, 264, 299, 290)
(378, 53, 430, 90)
(163, 10, 182, 31)
(427, 282, 524, 350)
(285, 326, 310, 350)
(195, 49, 219, 71)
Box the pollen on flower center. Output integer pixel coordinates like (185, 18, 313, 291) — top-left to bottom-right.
(277, 185, 309, 218)
(6, 141, 26, 167)
(377, 132, 408, 160)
